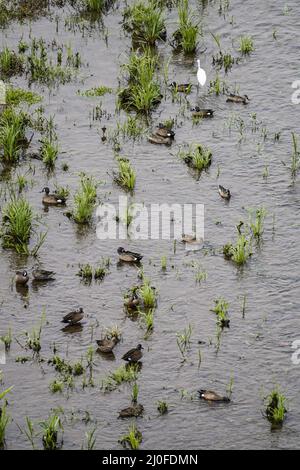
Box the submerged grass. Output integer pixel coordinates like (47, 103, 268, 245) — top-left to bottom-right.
(238, 36, 254, 55)
(211, 298, 230, 328)
(172, 0, 198, 54)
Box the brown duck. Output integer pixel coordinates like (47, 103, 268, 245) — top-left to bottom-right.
(198, 390, 230, 402)
(15, 270, 29, 285)
(155, 123, 175, 139)
(118, 247, 143, 263)
(62, 307, 84, 325)
(191, 107, 214, 118)
(226, 94, 249, 104)
(41, 187, 66, 205)
(118, 404, 144, 418)
(96, 337, 118, 353)
(122, 344, 144, 363)
(218, 185, 231, 200)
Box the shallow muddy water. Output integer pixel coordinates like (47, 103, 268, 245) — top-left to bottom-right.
(1, 0, 300, 450)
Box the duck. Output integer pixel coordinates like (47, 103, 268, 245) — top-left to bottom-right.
(118, 404, 144, 418)
(198, 389, 230, 402)
(122, 344, 144, 363)
(169, 82, 191, 93)
(191, 107, 214, 118)
(226, 93, 249, 104)
(117, 247, 143, 263)
(148, 134, 172, 146)
(62, 307, 84, 325)
(155, 123, 175, 139)
(15, 270, 29, 285)
(218, 185, 231, 200)
(41, 187, 66, 205)
(181, 234, 203, 244)
(96, 337, 118, 353)
(32, 268, 56, 281)
(124, 293, 140, 309)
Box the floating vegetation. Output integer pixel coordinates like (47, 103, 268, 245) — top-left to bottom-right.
(119, 423, 142, 450)
(172, 0, 199, 54)
(265, 389, 287, 427)
(78, 86, 112, 97)
(178, 143, 212, 173)
(123, 0, 166, 46)
(118, 50, 162, 114)
(40, 414, 63, 450)
(72, 174, 98, 224)
(102, 364, 140, 392)
(113, 157, 136, 191)
(0, 195, 46, 255)
(211, 298, 230, 328)
(157, 400, 168, 415)
(212, 51, 235, 73)
(238, 36, 254, 55)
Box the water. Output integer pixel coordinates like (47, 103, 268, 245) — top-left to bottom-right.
(0, 0, 300, 449)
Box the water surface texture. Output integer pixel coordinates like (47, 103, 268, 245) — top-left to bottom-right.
(0, 0, 300, 450)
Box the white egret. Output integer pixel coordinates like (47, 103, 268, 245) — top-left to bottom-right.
(197, 59, 206, 87)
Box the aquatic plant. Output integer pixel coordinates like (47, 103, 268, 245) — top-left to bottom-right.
(123, 0, 166, 46)
(119, 50, 161, 114)
(116, 115, 146, 140)
(77, 263, 93, 281)
(41, 137, 59, 169)
(209, 74, 228, 95)
(83, 0, 105, 14)
(72, 174, 98, 224)
(176, 323, 192, 357)
(223, 230, 252, 266)
(161, 255, 167, 270)
(172, 0, 198, 54)
(79, 85, 112, 97)
(102, 364, 139, 392)
(140, 308, 154, 338)
(24, 314, 45, 353)
(290, 132, 300, 179)
(0, 387, 13, 449)
(0, 328, 12, 351)
(40, 414, 63, 450)
(120, 423, 142, 450)
(6, 87, 42, 106)
(138, 277, 157, 308)
(178, 143, 212, 172)
(0, 47, 24, 77)
(0, 116, 24, 163)
(211, 298, 230, 328)
(105, 324, 122, 342)
(131, 382, 139, 403)
(83, 427, 97, 450)
(49, 380, 64, 394)
(238, 36, 254, 55)
(113, 157, 136, 191)
(1, 196, 32, 253)
(265, 389, 287, 426)
(249, 207, 266, 239)
(157, 400, 168, 415)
